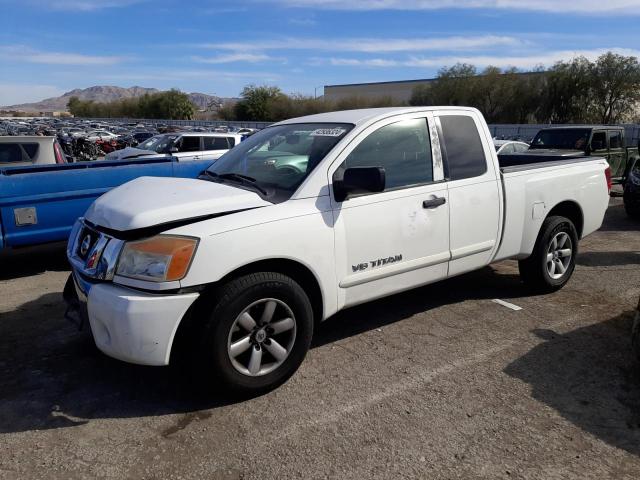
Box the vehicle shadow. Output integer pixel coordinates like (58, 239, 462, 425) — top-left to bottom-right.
(504, 311, 640, 456)
(313, 265, 531, 348)
(576, 251, 640, 267)
(599, 202, 640, 232)
(0, 242, 69, 281)
(0, 265, 531, 434)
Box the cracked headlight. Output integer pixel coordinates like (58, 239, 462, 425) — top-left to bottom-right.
(116, 235, 198, 282)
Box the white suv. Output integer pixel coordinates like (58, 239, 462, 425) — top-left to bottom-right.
(104, 132, 243, 162)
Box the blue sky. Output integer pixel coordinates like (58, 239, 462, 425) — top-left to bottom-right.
(1, 0, 639, 105)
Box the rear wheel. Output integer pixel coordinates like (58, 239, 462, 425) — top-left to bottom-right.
(196, 272, 313, 394)
(519, 216, 578, 293)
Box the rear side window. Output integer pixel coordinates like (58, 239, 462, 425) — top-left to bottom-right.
(203, 137, 230, 150)
(0, 143, 30, 163)
(609, 131, 622, 149)
(179, 136, 201, 152)
(439, 115, 487, 180)
(22, 143, 39, 160)
(344, 118, 433, 190)
(591, 132, 607, 152)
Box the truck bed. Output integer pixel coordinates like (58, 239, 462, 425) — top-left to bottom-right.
(495, 156, 609, 264)
(498, 155, 602, 174)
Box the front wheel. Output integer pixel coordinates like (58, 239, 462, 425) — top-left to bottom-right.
(197, 272, 313, 394)
(519, 215, 579, 293)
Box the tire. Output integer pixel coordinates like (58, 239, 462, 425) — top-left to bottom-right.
(518, 215, 578, 293)
(196, 272, 313, 394)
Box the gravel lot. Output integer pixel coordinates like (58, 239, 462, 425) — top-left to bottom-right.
(0, 197, 639, 480)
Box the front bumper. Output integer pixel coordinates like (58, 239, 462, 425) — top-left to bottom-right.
(65, 217, 200, 366)
(67, 273, 199, 366)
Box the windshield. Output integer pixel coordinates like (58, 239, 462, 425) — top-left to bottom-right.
(530, 129, 590, 150)
(138, 134, 178, 153)
(205, 123, 353, 202)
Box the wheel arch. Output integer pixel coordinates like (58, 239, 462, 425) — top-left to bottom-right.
(546, 200, 584, 238)
(169, 258, 325, 364)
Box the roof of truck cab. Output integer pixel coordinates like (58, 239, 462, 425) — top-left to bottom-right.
(272, 106, 479, 127)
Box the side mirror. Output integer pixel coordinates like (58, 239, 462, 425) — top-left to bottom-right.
(333, 166, 386, 202)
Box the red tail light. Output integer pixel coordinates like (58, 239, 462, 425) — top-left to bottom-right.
(604, 166, 612, 193)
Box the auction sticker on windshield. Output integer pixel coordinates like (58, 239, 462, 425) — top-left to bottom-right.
(310, 128, 347, 137)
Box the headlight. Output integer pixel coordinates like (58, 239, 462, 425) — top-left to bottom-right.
(116, 235, 198, 282)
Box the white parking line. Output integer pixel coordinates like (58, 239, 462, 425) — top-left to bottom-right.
(492, 299, 523, 311)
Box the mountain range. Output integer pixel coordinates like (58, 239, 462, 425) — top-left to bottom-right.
(1, 85, 233, 112)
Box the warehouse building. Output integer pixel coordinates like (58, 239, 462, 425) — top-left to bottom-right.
(323, 78, 437, 103)
(323, 72, 547, 103)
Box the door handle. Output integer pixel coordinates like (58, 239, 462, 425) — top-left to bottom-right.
(422, 196, 446, 209)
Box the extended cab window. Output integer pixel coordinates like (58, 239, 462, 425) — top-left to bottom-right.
(439, 115, 487, 180)
(343, 118, 433, 190)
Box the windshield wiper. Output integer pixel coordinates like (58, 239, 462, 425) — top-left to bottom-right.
(202, 171, 268, 196)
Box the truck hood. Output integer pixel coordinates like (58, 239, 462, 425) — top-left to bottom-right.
(85, 176, 271, 232)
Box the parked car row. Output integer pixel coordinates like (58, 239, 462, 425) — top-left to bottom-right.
(0, 118, 258, 163)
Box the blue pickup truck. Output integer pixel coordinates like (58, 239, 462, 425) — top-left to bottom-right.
(0, 156, 212, 250)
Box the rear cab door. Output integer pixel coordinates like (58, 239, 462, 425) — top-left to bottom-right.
(433, 110, 502, 277)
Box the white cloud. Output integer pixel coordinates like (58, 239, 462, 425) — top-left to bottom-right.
(288, 17, 318, 25)
(313, 47, 640, 69)
(191, 53, 277, 64)
(268, 0, 640, 14)
(0, 45, 126, 65)
(0, 84, 66, 106)
(199, 35, 523, 53)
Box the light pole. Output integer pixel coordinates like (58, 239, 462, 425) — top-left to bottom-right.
(314, 86, 323, 99)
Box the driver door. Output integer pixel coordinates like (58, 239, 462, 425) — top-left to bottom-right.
(330, 114, 450, 308)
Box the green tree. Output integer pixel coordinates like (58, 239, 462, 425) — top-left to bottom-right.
(539, 57, 592, 123)
(234, 85, 285, 121)
(588, 52, 640, 124)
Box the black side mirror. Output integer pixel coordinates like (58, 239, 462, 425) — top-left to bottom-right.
(333, 166, 386, 202)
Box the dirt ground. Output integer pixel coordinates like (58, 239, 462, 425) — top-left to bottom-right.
(0, 197, 639, 480)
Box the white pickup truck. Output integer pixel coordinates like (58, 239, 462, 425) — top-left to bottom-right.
(65, 107, 611, 394)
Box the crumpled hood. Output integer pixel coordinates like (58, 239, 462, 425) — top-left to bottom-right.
(85, 176, 271, 231)
(105, 147, 159, 160)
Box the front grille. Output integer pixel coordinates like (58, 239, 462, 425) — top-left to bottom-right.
(76, 226, 100, 261)
(68, 218, 124, 281)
